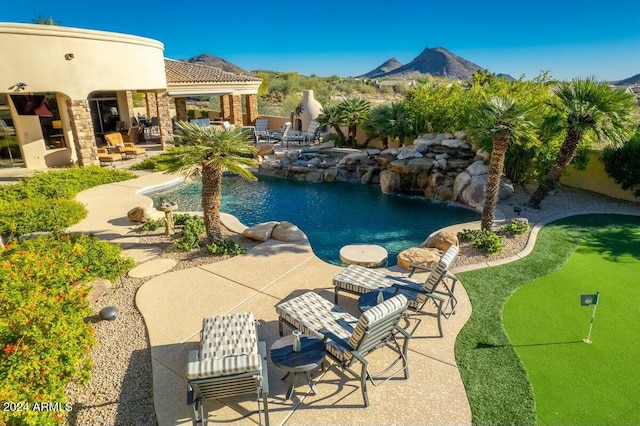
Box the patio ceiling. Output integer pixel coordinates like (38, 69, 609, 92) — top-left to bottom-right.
(164, 58, 262, 97)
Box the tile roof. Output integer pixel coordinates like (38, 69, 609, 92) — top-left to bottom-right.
(164, 59, 261, 84)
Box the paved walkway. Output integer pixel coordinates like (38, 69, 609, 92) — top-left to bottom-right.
(70, 172, 473, 425)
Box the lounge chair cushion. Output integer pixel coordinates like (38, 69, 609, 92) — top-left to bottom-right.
(187, 312, 262, 379)
(333, 265, 423, 295)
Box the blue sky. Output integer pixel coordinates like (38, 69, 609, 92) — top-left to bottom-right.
(3, 0, 640, 81)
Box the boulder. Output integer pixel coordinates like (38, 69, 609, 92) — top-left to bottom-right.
(499, 177, 515, 200)
(324, 168, 338, 182)
(452, 172, 472, 201)
(366, 149, 381, 156)
(437, 186, 454, 201)
(421, 231, 459, 251)
(435, 159, 447, 170)
(428, 172, 445, 187)
(271, 221, 306, 242)
(306, 171, 323, 182)
(407, 157, 434, 173)
(374, 154, 395, 166)
(308, 157, 322, 166)
(475, 148, 491, 162)
(255, 143, 275, 158)
(86, 278, 113, 308)
(416, 172, 430, 188)
(433, 133, 446, 143)
(424, 186, 437, 199)
(454, 131, 467, 140)
(360, 166, 379, 184)
(435, 153, 448, 161)
(127, 206, 154, 223)
(379, 170, 402, 194)
(381, 148, 400, 155)
(460, 175, 488, 210)
(339, 152, 368, 165)
(387, 160, 410, 174)
(447, 159, 471, 170)
(243, 221, 279, 241)
(289, 166, 311, 174)
(466, 160, 489, 176)
(441, 139, 470, 149)
(396, 247, 443, 270)
(397, 147, 423, 160)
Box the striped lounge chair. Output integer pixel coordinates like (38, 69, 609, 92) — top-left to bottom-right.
(276, 291, 410, 406)
(332, 245, 459, 337)
(187, 312, 269, 426)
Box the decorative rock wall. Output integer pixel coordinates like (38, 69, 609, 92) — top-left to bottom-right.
(256, 132, 515, 212)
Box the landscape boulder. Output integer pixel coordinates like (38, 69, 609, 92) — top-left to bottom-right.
(460, 175, 488, 211)
(465, 160, 489, 176)
(127, 206, 154, 223)
(243, 221, 279, 242)
(271, 221, 306, 242)
(452, 172, 472, 201)
(396, 247, 443, 270)
(379, 170, 402, 194)
(421, 231, 459, 251)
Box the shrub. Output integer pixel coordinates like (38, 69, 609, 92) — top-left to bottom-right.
(173, 213, 193, 226)
(601, 132, 640, 197)
(0, 198, 87, 237)
(139, 218, 165, 232)
(501, 220, 530, 236)
(457, 228, 503, 254)
(206, 239, 246, 256)
(175, 216, 205, 250)
(0, 234, 133, 425)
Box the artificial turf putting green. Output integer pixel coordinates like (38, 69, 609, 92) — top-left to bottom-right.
(503, 226, 640, 425)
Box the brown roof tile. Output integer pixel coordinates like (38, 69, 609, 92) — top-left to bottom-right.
(164, 59, 261, 84)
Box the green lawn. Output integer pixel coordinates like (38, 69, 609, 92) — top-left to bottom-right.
(503, 226, 640, 425)
(455, 214, 640, 425)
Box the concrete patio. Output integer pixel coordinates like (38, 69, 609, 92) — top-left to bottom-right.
(66, 171, 473, 425)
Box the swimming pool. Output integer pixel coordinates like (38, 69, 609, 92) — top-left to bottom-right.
(150, 175, 479, 266)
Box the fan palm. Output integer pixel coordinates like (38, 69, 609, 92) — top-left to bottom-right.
(527, 78, 637, 209)
(468, 96, 538, 230)
(363, 104, 393, 149)
(387, 101, 414, 148)
(337, 96, 371, 147)
(316, 103, 346, 144)
(162, 122, 258, 240)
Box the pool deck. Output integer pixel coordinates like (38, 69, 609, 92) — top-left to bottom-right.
(69, 171, 475, 425)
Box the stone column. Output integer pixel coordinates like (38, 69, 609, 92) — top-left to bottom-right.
(174, 97, 188, 123)
(126, 91, 135, 125)
(69, 99, 97, 167)
(245, 94, 258, 125)
(156, 92, 173, 151)
(220, 95, 231, 121)
(145, 92, 158, 119)
(229, 94, 243, 126)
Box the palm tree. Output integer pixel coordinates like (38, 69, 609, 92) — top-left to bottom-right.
(337, 96, 371, 147)
(163, 122, 258, 240)
(387, 101, 414, 148)
(527, 77, 637, 209)
(363, 104, 392, 149)
(316, 103, 346, 144)
(468, 96, 537, 230)
(32, 15, 60, 25)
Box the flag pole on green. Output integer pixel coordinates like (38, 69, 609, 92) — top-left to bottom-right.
(580, 292, 599, 344)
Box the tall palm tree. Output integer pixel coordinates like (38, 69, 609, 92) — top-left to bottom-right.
(527, 78, 637, 209)
(316, 103, 346, 144)
(337, 96, 371, 147)
(163, 122, 258, 240)
(468, 96, 537, 230)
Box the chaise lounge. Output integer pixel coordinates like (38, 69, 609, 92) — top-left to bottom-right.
(332, 244, 459, 337)
(276, 291, 410, 406)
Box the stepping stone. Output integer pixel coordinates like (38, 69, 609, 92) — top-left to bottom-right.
(128, 258, 177, 278)
(108, 236, 141, 249)
(339, 244, 388, 268)
(123, 245, 162, 263)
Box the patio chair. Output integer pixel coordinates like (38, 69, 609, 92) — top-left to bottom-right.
(104, 132, 147, 159)
(221, 121, 233, 131)
(187, 312, 270, 426)
(276, 291, 410, 407)
(255, 118, 270, 142)
(269, 122, 291, 143)
(332, 244, 459, 337)
(96, 148, 122, 167)
(301, 120, 321, 145)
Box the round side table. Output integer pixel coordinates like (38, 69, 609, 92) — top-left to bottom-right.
(270, 334, 325, 400)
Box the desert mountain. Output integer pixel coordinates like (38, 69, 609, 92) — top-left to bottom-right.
(359, 58, 403, 79)
(184, 53, 247, 74)
(613, 73, 640, 86)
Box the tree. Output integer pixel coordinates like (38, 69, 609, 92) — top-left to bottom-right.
(527, 78, 637, 209)
(163, 122, 258, 240)
(387, 101, 414, 147)
(32, 15, 60, 25)
(337, 96, 371, 147)
(601, 125, 640, 197)
(363, 104, 393, 149)
(468, 96, 538, 230)
(316, 103, 346, 143)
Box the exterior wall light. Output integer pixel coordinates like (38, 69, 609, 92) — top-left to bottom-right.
(65, 53, 75, 60)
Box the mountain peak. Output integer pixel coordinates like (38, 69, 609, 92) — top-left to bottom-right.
(183, 53, 247, 74)
(358, 57, 403, 79)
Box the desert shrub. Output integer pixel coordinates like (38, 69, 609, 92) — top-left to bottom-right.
(173, 213, 193, 226)
(139, 218, 165, 232)
(0, 234, 133, 425)
(0, 198, 87, 237)
(206, 239, 246, 256)
(175, 216, 205, 250)
(457, 229, 503, 254)
(501, 220, 530, 236)
(0, 166, 134, 203)
(601, 132, 640, 197)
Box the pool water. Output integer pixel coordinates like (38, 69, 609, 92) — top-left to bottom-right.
(150, 175, 478, 266)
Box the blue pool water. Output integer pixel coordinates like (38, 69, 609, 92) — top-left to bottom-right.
(150, 175, 478, 266)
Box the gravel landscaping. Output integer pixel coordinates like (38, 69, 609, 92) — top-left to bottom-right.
(65, 184, 639, 425)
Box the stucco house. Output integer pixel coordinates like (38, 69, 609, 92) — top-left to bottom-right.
(0, 23, 261, 170)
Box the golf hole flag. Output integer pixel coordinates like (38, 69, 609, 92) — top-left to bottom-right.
(580, 292, 599, 344)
